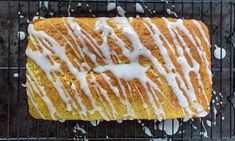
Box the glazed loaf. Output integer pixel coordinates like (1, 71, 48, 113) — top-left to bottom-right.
(26, 17, 212, 120)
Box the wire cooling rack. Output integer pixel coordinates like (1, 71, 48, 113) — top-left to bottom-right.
(0, 0, 234, 140)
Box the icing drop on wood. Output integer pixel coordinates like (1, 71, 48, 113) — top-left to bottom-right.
(214, 45, 226, 59)
(17, 31, 26, 40)
(117, 6, 126, 17)
(107, 2, 116, 11)
(136, 3, 145, 14)
(13, 73, 19, 78)
(143, 126, 153, 137)
(73, 123, 86, 134)
(90, 120, 101, 126)
(158, 119, 179, 135)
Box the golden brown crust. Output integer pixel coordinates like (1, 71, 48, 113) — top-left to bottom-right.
(26, 17, 211, 120)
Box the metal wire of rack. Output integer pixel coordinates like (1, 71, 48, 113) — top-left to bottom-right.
(0, 0, 235, 140)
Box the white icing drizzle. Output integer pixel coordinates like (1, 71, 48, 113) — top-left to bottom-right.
(70, 82, 88, 117)
(66, 18, 101, 66)
(27, 88, 46, 119)
(26, 17, 211, 120)
(162, 18, 209, 113)
(133, 83, 150, 118)
(93, 63, 148, 80)
(194, 34, 212, 85)
(60, 18, 85, 61)
(165, 18, 212, 96)
(165, 18, 212, 86)
(26, 37, 73, 112)
(27, 23, 105, 119)
(90, 75, 117, 119)
(176, 29, 210, 95)
(111, 18, 166, 118)
(91, 83, 111, 120)
(101, 73, 120, 97)
(143, 18, 193, 115)
(100, 74, 130, 113)
(94, 19, 118, 64)
(26, 66, 58, 120)
(94, 63, 163, 119)
(192, 20, 210, 47)
(117, 79, 136, 118)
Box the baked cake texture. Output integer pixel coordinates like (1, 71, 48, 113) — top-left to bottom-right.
(26, 17, 212, 120)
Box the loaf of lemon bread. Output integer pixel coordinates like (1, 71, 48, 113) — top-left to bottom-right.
(26, 17, 212, 120)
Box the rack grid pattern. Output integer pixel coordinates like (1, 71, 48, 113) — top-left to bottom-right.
(0, 0, 234, 140)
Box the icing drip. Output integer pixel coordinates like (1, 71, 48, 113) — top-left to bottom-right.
(143, 126, 153, 137)
(13, 73, 19, 78)
(39, 1, 49, 10)
(200, 118, 208, 137)
(158, 119, 179, 135)
(214, 45, 226, 60)
(71, 82, 88, 117)
(136, 3, 145, 14)
(90, 120, 101, 126)
(111, 18, 165, 118)
(94, 19, 117, 64)
(166, 8, 178, 18)
(206, 120, 211, 127)
(94, 63, 149, 80)
(73, 123, 86, 134)
(32, 16, 45, 21)
(17, 31, 26, 40)
(117, 6, 126, 17)
(107, 2, 116, 11)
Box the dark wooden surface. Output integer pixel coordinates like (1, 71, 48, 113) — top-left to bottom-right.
(0, 0, 234, 140)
